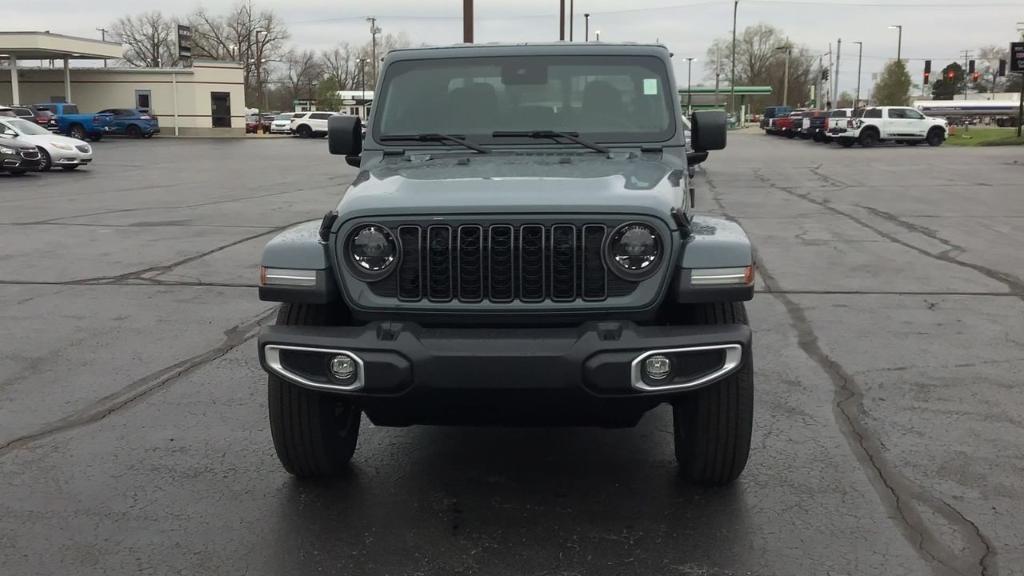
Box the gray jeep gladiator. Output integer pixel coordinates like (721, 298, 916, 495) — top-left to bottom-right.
(257, 43, 755, 486)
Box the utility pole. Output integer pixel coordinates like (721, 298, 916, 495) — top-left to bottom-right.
(889, 24, 902, 62)
(827, 43, 833, 108)
(853, 41, 862, 107)
(560, 0, 565, 40)
(961, 49, 973, 100)
(255, 29, 265, 115)
(686, 57, 697, 115)
(463, 0, 473, 43)
(776, 41, 792, 107)
(730, 0, 738, 123)
(714, 45, 721, 106)
(367, 17, 381, 85)
(96, 28, 108, 67)
(570, 0, 574, 41)
(584, 14, 590, 42)
(834, 38, 842, 107)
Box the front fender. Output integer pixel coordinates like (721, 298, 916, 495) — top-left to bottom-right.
(674, 215, 754, 303)
(259, 220, 339, 304)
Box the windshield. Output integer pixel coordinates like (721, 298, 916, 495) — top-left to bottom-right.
(374, 55, 677, 145)
(276, 114, 293, 121)
(6, 118, 51, 135)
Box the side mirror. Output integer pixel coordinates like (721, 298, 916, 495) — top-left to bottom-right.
(328, 115, 362, 156)
(691, 110, 727, 151)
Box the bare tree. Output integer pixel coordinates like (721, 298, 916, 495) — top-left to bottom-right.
(321, 43, 356, 91)
(188, 1, 289, 103)
(704, 24, 815, 110)
(110, 12, 177, 67)
(280, 49, 323, 102)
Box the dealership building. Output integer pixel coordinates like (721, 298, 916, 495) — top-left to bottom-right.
(1, 31, 246, 136)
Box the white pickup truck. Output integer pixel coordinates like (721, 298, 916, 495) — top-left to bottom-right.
(833, 106, 947, 148)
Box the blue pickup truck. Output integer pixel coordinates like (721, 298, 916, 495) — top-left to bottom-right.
(44, 103, 160, 141)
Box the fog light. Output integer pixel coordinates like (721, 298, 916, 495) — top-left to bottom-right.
(329, 354, 357, 381)
(644, 355, 672, 380)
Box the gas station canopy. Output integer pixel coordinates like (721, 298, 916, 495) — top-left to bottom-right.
(1, 31, 123, 105)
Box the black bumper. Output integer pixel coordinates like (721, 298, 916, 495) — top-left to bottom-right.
(259, 321, 751, 426)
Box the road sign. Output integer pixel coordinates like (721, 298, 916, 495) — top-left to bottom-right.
(1011, 42, 1024, 74)
(177, 25, 193, 66)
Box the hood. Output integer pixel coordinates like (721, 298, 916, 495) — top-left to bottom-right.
(336, 153, 686, 224)
(16, 133, 85, 147)
(0, 136, 37, 151)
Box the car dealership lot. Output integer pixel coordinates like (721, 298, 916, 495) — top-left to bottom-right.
(1, 136, 1022, 575)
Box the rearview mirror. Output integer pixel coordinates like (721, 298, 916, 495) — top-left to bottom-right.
(691, 110, 727, 151)
(328, 115, 362, 157)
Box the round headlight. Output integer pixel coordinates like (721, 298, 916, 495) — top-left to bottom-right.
(348, 224, 397, 276)
(607, 222, 662, 278)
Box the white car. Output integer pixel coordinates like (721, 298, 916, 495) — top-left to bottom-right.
(0, 117, 92, 171)
(835, 106, 948, 148)
(289, 111, 340, 138)
(270, 113, 296, 134)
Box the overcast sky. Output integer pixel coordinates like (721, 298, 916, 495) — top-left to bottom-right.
(21, 0, 1024, 96)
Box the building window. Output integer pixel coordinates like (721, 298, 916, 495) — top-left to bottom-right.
(135, 90, 152, 111)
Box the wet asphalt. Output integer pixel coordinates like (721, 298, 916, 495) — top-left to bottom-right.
(1, 134, 1022, 576)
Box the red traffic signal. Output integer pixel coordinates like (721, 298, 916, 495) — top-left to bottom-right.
(946, 70, 956, 80)
(971, 72, 980, 82)
(923, 72, 930, 85)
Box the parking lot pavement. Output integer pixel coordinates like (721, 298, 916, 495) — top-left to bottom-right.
(1, 135, 1021, 575)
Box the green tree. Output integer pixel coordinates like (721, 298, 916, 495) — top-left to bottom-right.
(931, 62, 964, 100)
(872, 60, 912, 105)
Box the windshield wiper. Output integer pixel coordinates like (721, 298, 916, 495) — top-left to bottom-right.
(379, 133, 489, 154)
(491, 130, 610, 154)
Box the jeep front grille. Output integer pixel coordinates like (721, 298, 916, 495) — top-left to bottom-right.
(368, 223, 635, 303)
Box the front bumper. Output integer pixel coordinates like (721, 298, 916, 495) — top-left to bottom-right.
(260, 320, 750, 426)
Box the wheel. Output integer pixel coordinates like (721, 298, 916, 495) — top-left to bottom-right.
(296, 124, 313, 138)
(838, 138, 856, 148)
(37, 148, 52, 172)
(61, 165, 79, 171)
(268, 303, 361, 477)
(126, 124, 142, 138)
(672, 302, 754, 486)
(858, 129, 879, 148)
(68, 124, 86, 140)
(926, 128, 945, 147)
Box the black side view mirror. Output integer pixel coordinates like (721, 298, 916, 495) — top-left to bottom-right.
(328, 115, 363, 157)
(691, 110, 727, 152)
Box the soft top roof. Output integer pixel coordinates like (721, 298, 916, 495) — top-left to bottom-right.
(384, 42, 671, 61)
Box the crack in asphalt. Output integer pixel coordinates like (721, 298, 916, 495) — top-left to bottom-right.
(711, 167, 997, 575)
(750, 168, 1024, 304)
(0, 308, 275, 458)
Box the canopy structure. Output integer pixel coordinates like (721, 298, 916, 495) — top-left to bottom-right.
(678, 85, 774, 111)
(0, 31, 123, 104)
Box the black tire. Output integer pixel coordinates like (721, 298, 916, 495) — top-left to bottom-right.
(61, 165, 79, 171)
(859, 129, 879, 148)
(672, 302, 753, 486)
(838, 138, 856, 148)
(126, 124, 142, 138)
(37, 148, 52, 172)
(68, 124, 86, 140)
(296, 124, 313, 138)
(268, 303, 361, 478)
(926, 127, 945, 147)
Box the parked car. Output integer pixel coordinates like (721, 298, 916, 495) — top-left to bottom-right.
(835, 106, 947, 148)
(45, 103, 110, 141)
(27, 105, 59, 131)
(0, 106, 14, 117)
(270, 113, 296, 134)
(824, 108, 854, 142)
(0, 117, 92, 171)
(799, 110, 829, 142)
(260, 114, 276, 133)
(9, 106, 34, 121)
(257, 43, 752, 486)
(245, 115, 260, 134)
(761, 105, 793, 133)
(94, 108, 160, 138)
(774, 110, 804, 138)
(0, 134, 43, 175)
(289, 111, 339, 138)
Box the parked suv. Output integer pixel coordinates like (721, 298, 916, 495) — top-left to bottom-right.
(824, 108, 854, 142)
(290, 111, 339, 138)
(256, 43, 754, 486)
(836, 106, 947, 148)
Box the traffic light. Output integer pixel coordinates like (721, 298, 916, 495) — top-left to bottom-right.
(971, 72, 980, 82)
(821, 68, 830, 81)
(923, 72, 930, 85)
(968, 60, 975, 74)
(924, 60, 931, 74)
(998, 59, 1007, 77)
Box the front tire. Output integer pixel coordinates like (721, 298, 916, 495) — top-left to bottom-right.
(296, 124, 313, 138)
(859, 129, 879, 148)
(268, 303, 361, 477)
(37, 148, 52, 172)
(926, 128, 945, 147)
(672, 302, 753, 486)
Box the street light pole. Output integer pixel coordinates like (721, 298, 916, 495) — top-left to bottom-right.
(686, 57, 696, 115)
(367, 17, 381, 85)
(889, 25, 902, 62)
(834, 38, 842, 106)
(730, 0, 738, 123)
(255, 30, 265, 116)
(463, 0, 473, 43)
(584, 14, 590, 42)
(853, 41, 862, 107)
(96, 28, 108, 68)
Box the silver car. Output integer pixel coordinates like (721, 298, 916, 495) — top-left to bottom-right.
(270, 113, 296, 134)
(0, 117, 92, 171)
